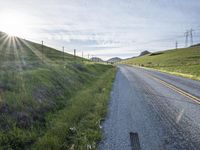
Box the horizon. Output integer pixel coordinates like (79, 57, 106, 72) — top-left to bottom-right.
(0, 0, 200, 60)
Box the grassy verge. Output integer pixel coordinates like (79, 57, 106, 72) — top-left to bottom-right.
(0, 63, 115, 150)
(149, 67, 200, 80)
(122, 46, 200, 80)
(33, 67, 116, 149)
(0, 33, 116, 149)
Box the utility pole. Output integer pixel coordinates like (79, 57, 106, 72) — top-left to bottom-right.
(41, 41, 44, 59)
(184, 31, 189, 47)
(74, 49, 76, 60)
(175, 41, 178, 49)
(82, 51, 84, 62)
(63, 46, 64, 61)
(190, 28, 194, 46)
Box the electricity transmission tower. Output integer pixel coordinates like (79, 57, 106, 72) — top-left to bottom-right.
(184, 31, 189, 47)
(175, 41, 178, 49)
(190, 28, 194, 46)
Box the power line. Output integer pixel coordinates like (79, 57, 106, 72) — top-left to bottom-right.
(16, 25, 200, 59)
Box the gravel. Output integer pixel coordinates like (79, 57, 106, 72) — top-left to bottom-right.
(99, 65, 200, 150)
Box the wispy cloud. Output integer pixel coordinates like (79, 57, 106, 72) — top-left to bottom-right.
(0, 0, 200, 59)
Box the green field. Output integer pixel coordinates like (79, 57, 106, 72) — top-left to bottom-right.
(0, 32, 116, 149)
(122, 46, 200, 80)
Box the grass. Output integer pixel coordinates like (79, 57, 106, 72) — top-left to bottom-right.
(122, 46, 200, 80)
(33, 67, 116, 150)
(0, 32, 116, 149)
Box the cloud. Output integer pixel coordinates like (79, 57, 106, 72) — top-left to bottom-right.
(0, 0, 199, 59)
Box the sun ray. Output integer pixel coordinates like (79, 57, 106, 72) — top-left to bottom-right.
(0, 35, 10, 68)
(20, 39, 51, 65)
(15, 37, 28, 70)
(16, 38, 39, 69)
(12, 37, 25, 90)
(11, 37, 22, 70)
(6, 37, 15, 70)
(0, 34, 9, 55)
(0, 32, 9, 42)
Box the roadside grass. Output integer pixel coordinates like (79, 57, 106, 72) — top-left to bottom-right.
(122, 46, 200, 80)
(33, 67, 116, 150)
(0, 32, 116, 149)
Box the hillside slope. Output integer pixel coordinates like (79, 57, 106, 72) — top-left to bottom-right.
(122, 47, 200, 80)
(107, 57, 121, 63)
(0, 32, 115, 149)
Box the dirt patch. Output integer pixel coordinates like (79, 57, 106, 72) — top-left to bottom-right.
(15, 112, 32, 129)
(0, 102, 9, 113)
(72, 64, 87, 72)
(33, 86, 49, 103)
(31, 110, 46, 123)
(0, 80, 15, 92)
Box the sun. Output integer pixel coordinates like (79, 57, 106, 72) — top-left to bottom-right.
(0, 11, 28, 37)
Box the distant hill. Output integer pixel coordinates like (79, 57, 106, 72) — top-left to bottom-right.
(122, 51, 150, 61)
(107, 57, 122, 63)
(139, 50, 151, 56)
(90, 57, 104, 62)
(190, 43, 200, 47)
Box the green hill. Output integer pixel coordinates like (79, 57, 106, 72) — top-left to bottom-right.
(0, 32, 116, 149)
(122, 46, 200, 80)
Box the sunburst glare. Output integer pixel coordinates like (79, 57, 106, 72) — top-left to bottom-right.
(0, 11, 29, 37)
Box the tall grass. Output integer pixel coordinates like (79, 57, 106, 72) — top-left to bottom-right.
(122, 46, 200, 80)
(33, 68, 116, 149)
(0, 33, 116, 149)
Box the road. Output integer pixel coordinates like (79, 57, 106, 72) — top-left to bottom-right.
(99, 65, 200, 150)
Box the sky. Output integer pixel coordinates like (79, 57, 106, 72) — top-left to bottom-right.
(0, 0, 200, 60)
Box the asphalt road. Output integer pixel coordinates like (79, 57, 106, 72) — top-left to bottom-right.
(99, 65, 200, 150)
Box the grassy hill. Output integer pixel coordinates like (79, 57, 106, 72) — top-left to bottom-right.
(122, 46, 200, 80)
(0, 32, 116, 149)
(107, 57, 122, 63)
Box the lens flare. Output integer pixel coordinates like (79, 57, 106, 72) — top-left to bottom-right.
(0, 11, 29, 37)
